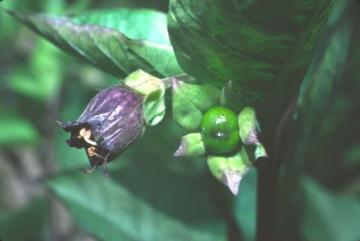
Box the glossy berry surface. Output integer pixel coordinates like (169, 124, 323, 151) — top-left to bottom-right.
(201, 106, 240, 154)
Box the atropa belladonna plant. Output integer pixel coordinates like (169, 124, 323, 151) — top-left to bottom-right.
(172, 79, 267, 195)
(58, 69, 267, 194)
(173, 104, 267, 194)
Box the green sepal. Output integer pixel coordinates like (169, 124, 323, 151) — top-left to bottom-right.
(124, 69, 165, 126)
(174, 132, 206, 158)
(238, 107, 259, 145)
(254, 143, 267, 160)
(238, 107, 267, 159)
(172, 79, 220, 131)
(207, 147, 251, 195)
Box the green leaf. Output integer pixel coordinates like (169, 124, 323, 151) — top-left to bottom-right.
(0, 1, 20, 44)
(7, 39, 63, 101)
(207, 147, 251, 195)
(276, 1, 360, 239)
(0, 117, 39, 146)
(300, 177, 360, 241)
(290, 0, 359, 181)
(124, 69, 166, 126)
(47, 172, 225, 241)
(168, 0, 333, 105)
(172, 79, 220, 131)
(72, 9, 171, 45)
(174, 132, 206, 158)
(233, 169, 257, 241)
(6, 9, 183, 78)
(0, 198, 48, 241)
(113, 119, 227, 239)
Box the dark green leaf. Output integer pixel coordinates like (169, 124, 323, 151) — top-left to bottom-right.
(276, 1, 360, 239)
(168, 0, 332, 105)
(6, 9, 183, 78)
(0, 198, 48, 241)
(113, 118, 227, 239)
(233, 169, 257, 241)
(47, 172, 225, 241)
(72, 9, 171, 45)
(0, 117, 39, 146)
(291, 0, 360, 184)
(7, 39, 63, 100)
(0, 1, 20, 44)
(300, 177, 360, 241)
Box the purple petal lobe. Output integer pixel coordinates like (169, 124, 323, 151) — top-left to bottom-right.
(58, 86, 144, 167)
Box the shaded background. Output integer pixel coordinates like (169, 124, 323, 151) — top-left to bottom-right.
(0, 1, 359, 241)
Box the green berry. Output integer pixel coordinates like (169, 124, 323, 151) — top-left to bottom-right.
(201, 106, 240, 154)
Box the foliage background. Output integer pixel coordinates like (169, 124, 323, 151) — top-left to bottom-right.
(0, 1, 359, 241)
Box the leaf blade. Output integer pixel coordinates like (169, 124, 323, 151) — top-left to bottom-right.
(47, 172, 225, 241)
(72, 9, 171, 45)
(6, 9, 182, 78)
(167, 0, 333, 106)
(0, 117, 39, 146)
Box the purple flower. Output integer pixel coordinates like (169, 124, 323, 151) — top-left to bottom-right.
(58, 86, 144, 173)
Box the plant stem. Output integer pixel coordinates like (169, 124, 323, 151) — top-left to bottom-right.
(256, 157, 279, 241)
(161, 73, 192, 88)
(256, 97, 296, 241)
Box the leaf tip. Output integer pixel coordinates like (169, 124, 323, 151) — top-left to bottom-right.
(222, 169, 243, 195)
(174, 141, 186, 157)
(174, 133, 205, 158)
